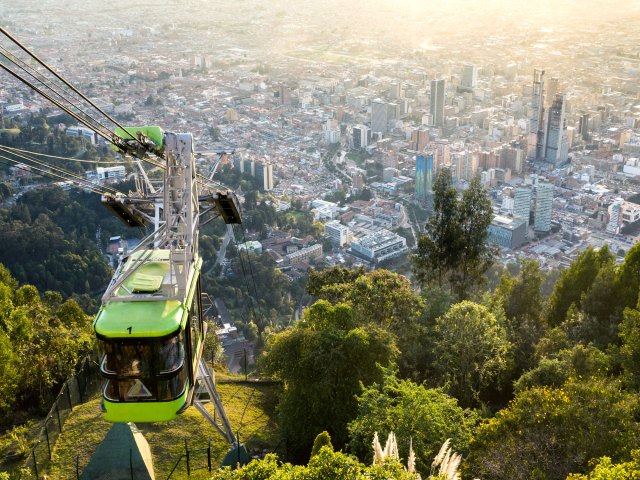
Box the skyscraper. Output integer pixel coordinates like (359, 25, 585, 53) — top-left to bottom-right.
(415, 153, 434, 198)
(513, 185, 532, 223)
(534, 182, 553, 233)
(579, 113, 590, 141)
(527, 69, 545, 161)
(456, 150, 478, 181)
(410, 127, 429, 152)
(430, 79, 446, 128)
(545, 77, 559, 107)
(352, 125, 371, 150)
(371, 99, 388, 134)
(607, 200, 622, 234)
(255, 162, 274, 191)
(461, 64, 477, 91)
(543, 94, 569, 165)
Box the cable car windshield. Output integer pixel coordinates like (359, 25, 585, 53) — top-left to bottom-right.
(99, 332, 187, 402)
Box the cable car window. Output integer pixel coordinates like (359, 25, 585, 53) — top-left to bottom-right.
(156, 333, 185, 374)
(100, 334, 188, 402)
(100, 340, 153, 377)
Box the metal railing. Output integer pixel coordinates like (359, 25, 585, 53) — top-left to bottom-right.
(20, 357, 100, 479)
(166, 438, 213, 479)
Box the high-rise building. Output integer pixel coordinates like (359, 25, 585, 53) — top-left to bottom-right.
(352, 125, 371, 150)
(579, 113, 590, 141)
(546, 77, 559, 107)
(430, 79, 446, 127)
(388, 82, 401, 99)
(233, 154, 243, 173)
(410, 128, 429, 152)
(461, 64, 477, 91)
(513, 185, 532, 223)
(534, 182, 553, 233)
(352, 171, 365, 191)
(371, 99, 388, 134)
(325, 220, 349, 247)
(456, 150, 478, 181)
(278, 85, 291, 105)
(527, 69, 546, 161)
(607, 200, 622, 234)
(543, 94, 569, 165)
(255, 162, 274, 191)
(415, 153, 434, 198)
(243, 159, 255, 176)
(500, 144, 524, 175)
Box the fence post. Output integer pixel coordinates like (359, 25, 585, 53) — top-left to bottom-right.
(32, 450, 38, 479)
(207, 436, 211, 472)
(78, 370, 84, 404)
(66, 381, 73, 411)
(185, 439, 190, 476)
(44, 420, 51, 459)
(55, 402, 62, 432)
(76, 455, 80, 480)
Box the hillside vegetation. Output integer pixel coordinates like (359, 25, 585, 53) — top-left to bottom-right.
(46, 381, 279, 479)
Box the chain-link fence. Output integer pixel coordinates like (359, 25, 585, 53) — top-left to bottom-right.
(20, 357, 100, 480)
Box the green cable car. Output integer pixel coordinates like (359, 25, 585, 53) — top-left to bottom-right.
(94, 250, 205, 422)
(92, 129, 241, 457)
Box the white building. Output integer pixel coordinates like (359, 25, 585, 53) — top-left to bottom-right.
(66, 126, 98, 145)
(285, 244, 323, 265)
(324, 220, 349, 247)
(86, 166, 126, 184)
(238, 241, 263, 255)
(534, 182, 553, 233)
(311, 199, 338, 221)
(514, 185, 532, 221)
(350, 229, 408, 263)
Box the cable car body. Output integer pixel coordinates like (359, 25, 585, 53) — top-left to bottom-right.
(91, 130, 239, 431)
(94, 250, 205, 422)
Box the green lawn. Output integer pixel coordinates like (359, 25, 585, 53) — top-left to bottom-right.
(45, 380, 280, 479)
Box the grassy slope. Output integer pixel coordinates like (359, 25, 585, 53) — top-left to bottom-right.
(46, 380, 280, 480)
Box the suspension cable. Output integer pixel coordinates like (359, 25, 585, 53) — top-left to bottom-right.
(0, 154, 107, 195)
(0, 146, 121, 196)
(1, 145, 127, 165)
(0, 45, 126, 144)
(0, 26, 148, 150)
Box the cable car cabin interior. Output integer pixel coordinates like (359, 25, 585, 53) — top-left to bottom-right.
(93, 249, 206, 423)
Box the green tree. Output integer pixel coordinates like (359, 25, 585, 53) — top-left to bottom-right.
(211, 448, 417, 480)
(412, 168, 460, 290)
(619, 307, 640, 390)
(545, 247, 614, 326)
(412, 171, 494, 299)
(468, 379, 640, 480)
(579, 263, 622, 348)
(492, 260, 546, 373)
(259, 300, 398, 461)
(348, 370, 477, 474)
(0, 264, 93, 423)
(432, 301, 511, 407)
(311, 431, 333, 457)
(514, 344, 609, 392)
(452, 176, 495, 298)
(616, 243, 640, 310)
(306, 267, 427, 379)
(566, 451, 640, 480)
(307, 266, 366, 298)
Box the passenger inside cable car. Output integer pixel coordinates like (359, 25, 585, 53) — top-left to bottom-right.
(100, 333, 187, 402)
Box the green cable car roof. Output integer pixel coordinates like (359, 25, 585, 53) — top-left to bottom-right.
(94, 299, 184, 338)
(94, 250, 201, 339)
